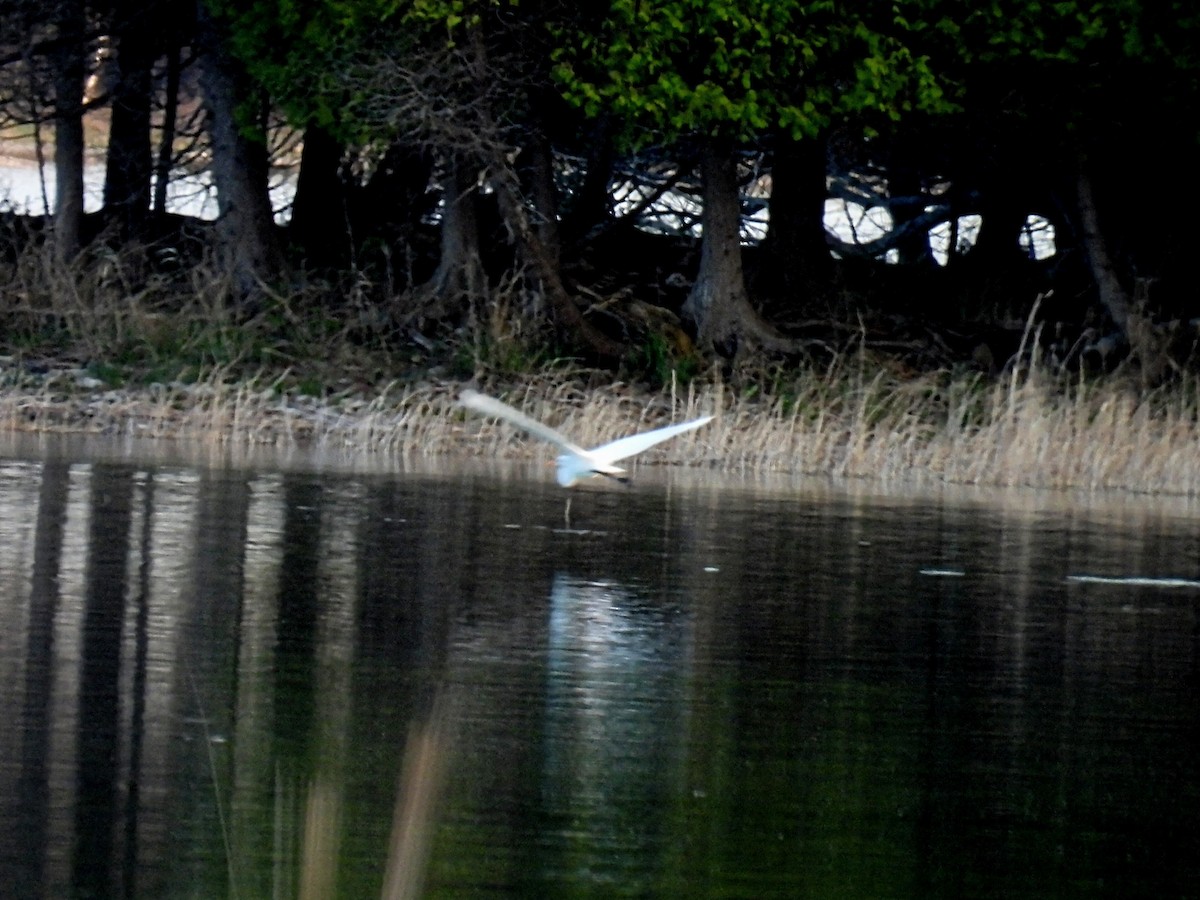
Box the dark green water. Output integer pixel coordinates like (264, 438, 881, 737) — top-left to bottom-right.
(0, 450, 1197, 898)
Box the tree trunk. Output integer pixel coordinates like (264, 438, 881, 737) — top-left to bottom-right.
(1075, 166, 1131, 335)
(195, 2, 284, 299)
(683, 140, 742, 346)
(451, 21, 621, 361)
(420, 158, 486, 307)
(489, 157, 624, 361)
(683, 138, 792, 356)
(52, 0, 86, 258)
(561, 117, 615, 245)
(104, 0, 157, 239)
(757, 135, 831, 302)
(887, 166, 933, 267)
(290, 125, 348, 268)
(357, 140, 434, 240)
(519, 125, 560, 268)
(967, 185, 1034, 270)
(1073, 164, 1172, 380)
(152, 41, 182, 217)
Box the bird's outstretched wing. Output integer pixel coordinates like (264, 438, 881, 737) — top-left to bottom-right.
(459, 390, 588, 456)
(589, 415, 714, 465)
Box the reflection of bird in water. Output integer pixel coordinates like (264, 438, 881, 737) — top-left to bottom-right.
(460, 389, 713, 522)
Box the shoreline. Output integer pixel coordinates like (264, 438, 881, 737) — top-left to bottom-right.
(3, 368, 1200, 499)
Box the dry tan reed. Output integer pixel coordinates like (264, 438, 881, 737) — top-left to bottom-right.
(3, 359, 1200, 496)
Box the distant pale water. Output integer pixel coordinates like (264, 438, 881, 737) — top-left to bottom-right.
(1, 163, 1057, 261)
(0, 442, 1197, 898)
(0, 162, 295, 223)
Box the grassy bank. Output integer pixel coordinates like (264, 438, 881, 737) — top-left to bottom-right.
(4, 356, 1200, 497)
(1, 237, 1198, 495)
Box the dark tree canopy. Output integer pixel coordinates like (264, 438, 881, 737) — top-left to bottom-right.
(1, 0, 1197, 374)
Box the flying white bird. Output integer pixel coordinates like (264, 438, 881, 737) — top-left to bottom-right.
(460, 389, 713, 487)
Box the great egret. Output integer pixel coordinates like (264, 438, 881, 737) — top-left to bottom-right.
(459, 389, 713, 487)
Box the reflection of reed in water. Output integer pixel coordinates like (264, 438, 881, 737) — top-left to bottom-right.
(298, 776, 342, 900)
(381, 688, 458, 900)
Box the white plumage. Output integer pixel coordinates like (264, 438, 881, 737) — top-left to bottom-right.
(460, 389, 713, 486)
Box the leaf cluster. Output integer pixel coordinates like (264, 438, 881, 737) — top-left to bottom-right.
(203, 0, 411, 139)
(549, 0, 963, 146)
(203, 0, 1200, 154)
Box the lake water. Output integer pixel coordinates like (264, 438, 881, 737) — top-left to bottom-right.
(0, 162, 295, 224)
(2, 163, 1057, 262)
(0, 439, 1197, 898)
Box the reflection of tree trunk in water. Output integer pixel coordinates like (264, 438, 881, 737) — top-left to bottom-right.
(122, 474, 156, 899)
(382, 688, 459, 900)
(12, 462, 71, 898)
(274, 479, 322, 762)
(74, 467, 134, 899)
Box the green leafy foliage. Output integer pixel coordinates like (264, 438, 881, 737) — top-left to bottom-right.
(199, 0, 1200, 150)
(202, 0, 412, 139)
(551, 0, 961, 145)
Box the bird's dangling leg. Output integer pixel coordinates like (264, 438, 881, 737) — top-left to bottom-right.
(564, 494, 572, 528)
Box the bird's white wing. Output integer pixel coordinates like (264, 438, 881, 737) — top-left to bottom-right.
(459, 390, 588, 456)
(589, 415, 713, 465)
